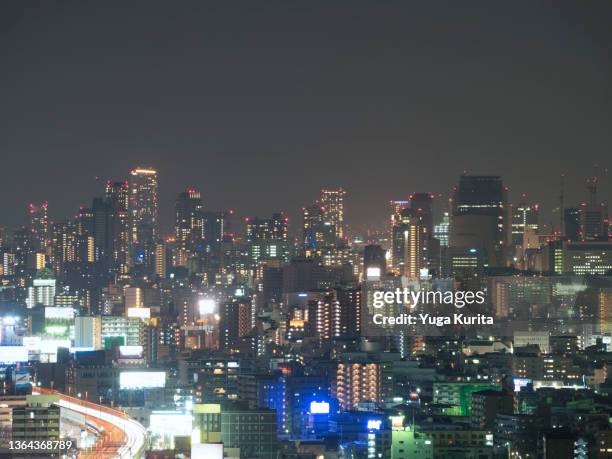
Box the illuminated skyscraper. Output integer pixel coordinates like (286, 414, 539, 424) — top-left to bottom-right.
(390, 200, 410, 274)
(320, 188, 346, 241)
(302, 204, 334, 252)
(581, 178, 608, 242)
(452, 175, 508, 267)
(175, 188, 203, 243)
(511, 202, 539, 247)
(175, 188, 203, 266)
(202, 210, 233, 243)
(105, 181, 129, 273)
(402, 210, 428, 279)
(599, 289, 612, 335)
(128, 168, 159, 245)
(155, 242, 167, 279)
(409, 193, 434, 234)
(564, 208, 581, 242)
(128, 168, 159, 270)
(29, 202, 49, 251)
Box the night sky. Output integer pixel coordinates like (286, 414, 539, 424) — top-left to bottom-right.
(1, 1, 611, 235)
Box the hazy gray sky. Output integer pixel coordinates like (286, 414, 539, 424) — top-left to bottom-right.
(1, 1, 611, 235)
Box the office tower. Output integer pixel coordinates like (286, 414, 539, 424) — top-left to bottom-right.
(405, 210, 429, 279)
(511, 202, 539, 246)
(564, 208, 581, 241)
(409, 193, 434, 234)
(434, 212, 451, 276)
(561, 241, 612, 275)
(175, 188, 203, 266)
(391, 209, 428, 278)
(29, 201, 49, 251)
(246, 213, 288, 242)
(175, 188, 203, 244)
(320, 188, 346, 241)
(92, 196, 125, 272)
(434, 212, 450, 247)
(128, 168, 159, 257)
(302, 204, 335, 251)
(451, 175, 508, 267)
(580, 178, 608, 241)
(363, 244, 386, 278)
(105, 181, 129, 273)
(202, 210, 233, 243)
(390, 200, 410, 274)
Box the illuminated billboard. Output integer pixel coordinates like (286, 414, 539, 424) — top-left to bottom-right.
(149, 411, 192, 436)
(45, 306, 75, 320)
(192, 443, 223, 459)
(120, 371, 166, 389)
(309, 401, 330, 414)
(367, 419, 382, 430)
(127, 307, 150, 319)
(198, 298, 216, 315)
(22, 336, 42, 352)
(14, 370, 31, 389)
(119, 345, 144, 357)
(0, 346, 28, 363)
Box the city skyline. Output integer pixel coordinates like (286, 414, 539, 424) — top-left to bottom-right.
(3, 3, 612, 457)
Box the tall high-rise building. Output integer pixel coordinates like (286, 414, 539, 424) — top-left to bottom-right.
(320, 188, 346, 241)
(402, 210, 428, 279)
(105, 181, 129, 273)
(128, 168, 159, 271)
(202, 210, 233, 243)
(302, 204, 335, 252)
(390, 200, 410, 274)
(175, 188, 203, 243)
(128, 168, 159, 246)
(154, 242, 167, 279)
(409, 193, 434, 234)
(391, 208, 429, 277)
(451, 175, 508, 267)
(92, 196, 126, 272)
(29, 202, 49, 251)
(175, 188, 203, 265)
(511, 202, 539, 247)
(581, 178, 608, 242)
(564, 208, 581, 242)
